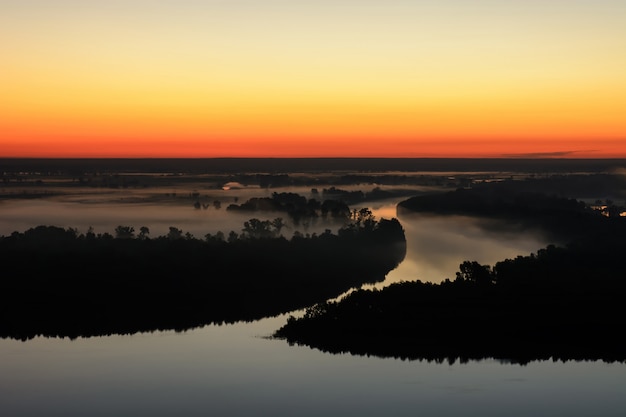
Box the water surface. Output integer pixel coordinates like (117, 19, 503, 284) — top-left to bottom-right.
(1, 316, 624, 417)
(1, 184, 623, 416)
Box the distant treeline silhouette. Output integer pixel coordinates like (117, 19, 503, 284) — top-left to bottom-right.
(226, 192, 351, 225)
(2, 157, 623, 175)
(276, 186, 626, 364)
(274, 239, 626, 364)
(397, 185, 625, 242)
(225, 190, 411, 227)
(0, 216, 406, 340)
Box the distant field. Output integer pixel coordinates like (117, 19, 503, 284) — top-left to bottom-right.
(2, 157, 625, 175)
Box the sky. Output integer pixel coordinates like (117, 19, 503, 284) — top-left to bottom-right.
(2, 0, 625, 158)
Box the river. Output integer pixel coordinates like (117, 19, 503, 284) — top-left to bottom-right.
(1, 186, 624, 416)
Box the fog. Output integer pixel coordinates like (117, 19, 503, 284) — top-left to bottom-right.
(0, 183, 422, 238)
(1, 185, 551, 287)
(0, 186, 317, 238)
(0, 198, 257, 238)
(385, 213, 550, 285)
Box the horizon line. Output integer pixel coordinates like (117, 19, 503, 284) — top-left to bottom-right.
(3, 155, 626, 160)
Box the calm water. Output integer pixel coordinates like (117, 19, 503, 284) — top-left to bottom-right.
(2, 317, 625, 417)
(1, 188, 625, 416)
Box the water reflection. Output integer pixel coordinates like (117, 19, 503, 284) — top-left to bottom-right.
(1, 317, 625, 417)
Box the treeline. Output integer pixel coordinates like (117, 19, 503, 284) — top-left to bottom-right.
(2, 158, 622, 176)
(225, 189, 402, 225)
(274, 238, 626, 364)
(397, 185, 624, 242)
(275, 182, 626, 364)
(226, 192, 351, 225)
(0, 216, 406, 340)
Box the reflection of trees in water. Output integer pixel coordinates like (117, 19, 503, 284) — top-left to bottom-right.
(0, 216, 406, 340)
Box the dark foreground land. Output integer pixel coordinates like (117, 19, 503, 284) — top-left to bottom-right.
(0, 217, 406, 340)
(275, 179, 626, 364)
(274, 240, 626, 364)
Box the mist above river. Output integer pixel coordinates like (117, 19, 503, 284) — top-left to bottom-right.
(379, 212, 550, 285)
(1, 183, 551, 287)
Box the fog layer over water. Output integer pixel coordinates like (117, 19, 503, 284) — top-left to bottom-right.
(368, 202, 550, 285)
(1, 183, 402, 238)
(0, 186, 276, 238)
(1, 187, 550, 285)
(0, 198, 256, 239)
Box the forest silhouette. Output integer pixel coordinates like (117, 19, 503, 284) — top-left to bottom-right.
(275, 183, 626, 364)
(0, 215, 406, 340)
(397, 180, 625, 242)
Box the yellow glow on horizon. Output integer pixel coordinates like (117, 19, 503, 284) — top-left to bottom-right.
(2, 1, 625, 158)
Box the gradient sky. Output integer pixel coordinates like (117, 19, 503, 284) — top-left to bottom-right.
(2, 0, 625, 158)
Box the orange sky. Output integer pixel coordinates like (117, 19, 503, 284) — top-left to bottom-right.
(2, 1, 625, 158)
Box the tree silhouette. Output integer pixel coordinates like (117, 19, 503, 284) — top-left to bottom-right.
(228, 230, 239, 242)
(455, 261, 494, 286)
(114, 225, 135, 239)
(138, 226, 150, 239)
(271, 217, 286, 236)
(242, 218, 274, 239)
(167, 226, 183, 240)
